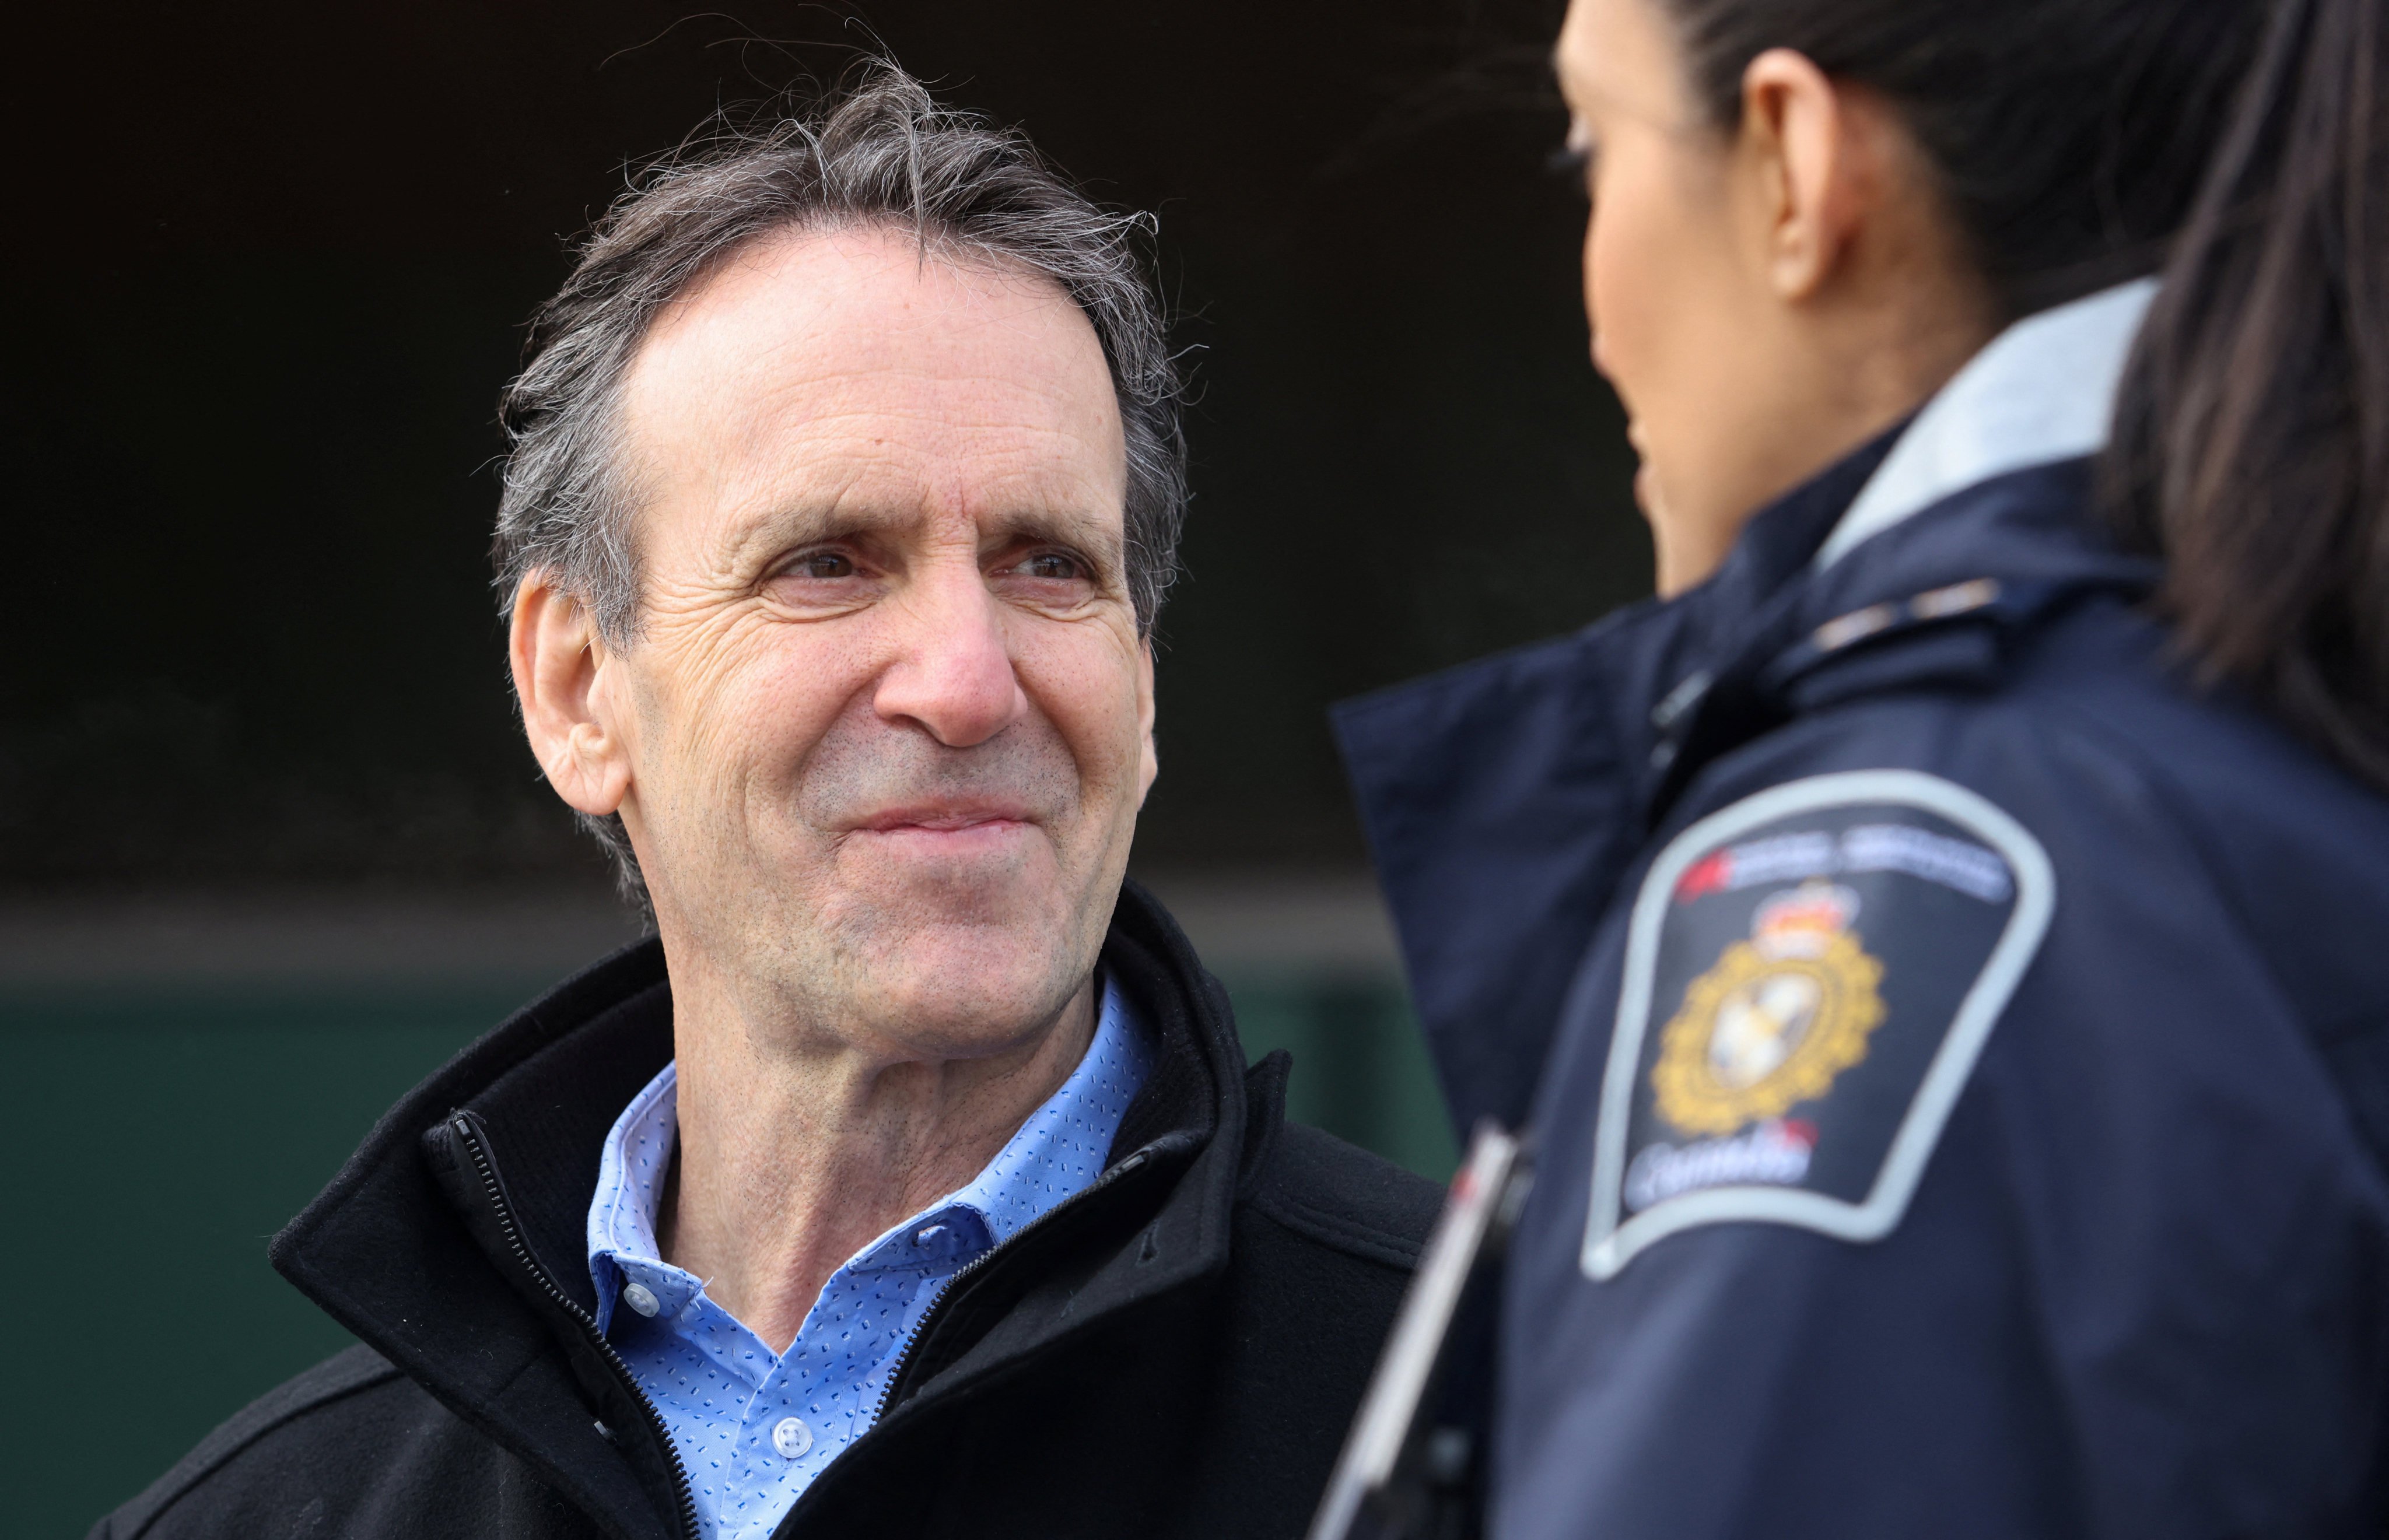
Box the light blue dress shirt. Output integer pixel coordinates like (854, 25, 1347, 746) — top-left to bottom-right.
(586, 977, 1153, 1540)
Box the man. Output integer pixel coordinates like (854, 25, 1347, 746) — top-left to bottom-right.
(98, 68, 1438, 1540)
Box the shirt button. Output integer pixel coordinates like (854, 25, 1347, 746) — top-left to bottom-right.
(622, 1283, 661, 1317)
(915, 1224, 946, 1246)
(771, 1417, 813, 1459)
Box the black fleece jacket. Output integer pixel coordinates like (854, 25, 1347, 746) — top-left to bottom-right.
(89, 880, 1441, 1540)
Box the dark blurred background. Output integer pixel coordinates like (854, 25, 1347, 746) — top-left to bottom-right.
(1, 2, 1648, 1531)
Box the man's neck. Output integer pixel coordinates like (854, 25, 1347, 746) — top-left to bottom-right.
(655, 971, 1100, 1354)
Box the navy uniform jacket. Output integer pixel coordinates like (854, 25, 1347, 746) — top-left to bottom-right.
(1335, 431, 2389, 1535)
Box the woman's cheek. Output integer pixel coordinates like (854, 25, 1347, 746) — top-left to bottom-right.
(1586, 167, 1692, 527)
(1586, 197, 1657, 413)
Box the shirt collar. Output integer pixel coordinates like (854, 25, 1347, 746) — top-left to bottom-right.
(584, 970, 1154, 1330)
(584, 1060, 681, 1331)
(1814, 277, 2158, 569)
(927, 971, 1154, 1247)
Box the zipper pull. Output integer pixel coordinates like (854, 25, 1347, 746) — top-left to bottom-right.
(1106, 1129, 1203, 1180)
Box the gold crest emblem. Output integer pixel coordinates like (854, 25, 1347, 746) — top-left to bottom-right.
(1653, 880, 1887, 1135)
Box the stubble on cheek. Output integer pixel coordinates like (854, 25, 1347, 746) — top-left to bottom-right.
(794, 710, 1090, 938)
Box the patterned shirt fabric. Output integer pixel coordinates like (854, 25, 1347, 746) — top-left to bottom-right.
(586, 976, 1153, 1540)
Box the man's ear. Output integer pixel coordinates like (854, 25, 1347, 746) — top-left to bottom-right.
(1136, 636, 1159, 805)
(1739, 47, 1881, 301)
(510, 574, 632, 818)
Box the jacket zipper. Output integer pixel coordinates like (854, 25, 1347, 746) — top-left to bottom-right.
(868, 1138, 1172, 1426)
(449, 1112, 700, 1540)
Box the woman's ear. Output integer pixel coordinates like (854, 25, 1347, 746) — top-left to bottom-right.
(1738, 47, 1882, 301)
(509, 573, 633, 818)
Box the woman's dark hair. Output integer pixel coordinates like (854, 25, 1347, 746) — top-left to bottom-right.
(1661, 0, 2389, 787)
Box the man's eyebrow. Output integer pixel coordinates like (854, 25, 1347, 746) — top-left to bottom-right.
(976, 504, 1123, 553)
(721, 498, 1123, 575)
(721, 497, 912, 569)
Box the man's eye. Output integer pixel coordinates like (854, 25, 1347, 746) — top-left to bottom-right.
(792, 550, 856, 579)
(1015, 552, 1084, 581)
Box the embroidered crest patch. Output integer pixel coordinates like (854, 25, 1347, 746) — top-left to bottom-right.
(1582, 770, 2053, 1281)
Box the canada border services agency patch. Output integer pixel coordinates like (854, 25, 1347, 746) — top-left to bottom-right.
(1581, 770, 2054, 1281)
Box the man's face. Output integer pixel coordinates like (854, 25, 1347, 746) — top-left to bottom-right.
(598, 224, 1153, 1062)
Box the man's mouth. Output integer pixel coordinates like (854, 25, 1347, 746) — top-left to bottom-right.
(854, 799, 1039, 850)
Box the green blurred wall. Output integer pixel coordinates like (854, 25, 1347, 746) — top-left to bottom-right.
(6, 977, 1452, 1538)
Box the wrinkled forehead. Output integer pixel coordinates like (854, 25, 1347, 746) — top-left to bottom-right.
(616, 223, 1129, 554)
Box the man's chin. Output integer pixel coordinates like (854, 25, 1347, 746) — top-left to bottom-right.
(838, 922, 1095, 1057)
(833, 826, 1060, 911)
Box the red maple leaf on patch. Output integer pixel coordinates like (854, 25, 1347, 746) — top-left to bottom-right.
(1677, 851, 1730, 901)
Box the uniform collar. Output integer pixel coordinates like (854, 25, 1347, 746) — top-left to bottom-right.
(1816, 278, 2158, 568)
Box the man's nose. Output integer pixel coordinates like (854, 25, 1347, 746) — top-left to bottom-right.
(870, 567, 1029, 749)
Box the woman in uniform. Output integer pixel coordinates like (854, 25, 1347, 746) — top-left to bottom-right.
(1334, 0, 2389, 1532)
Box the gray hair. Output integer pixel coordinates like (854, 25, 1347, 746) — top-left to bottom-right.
(491, 64, 1187, 904)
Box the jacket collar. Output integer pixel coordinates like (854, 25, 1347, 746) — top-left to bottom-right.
(1333, 433, 2159, 1136)
(1642, 453, 2160, 827)
(267, 877, 1266, 1540)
